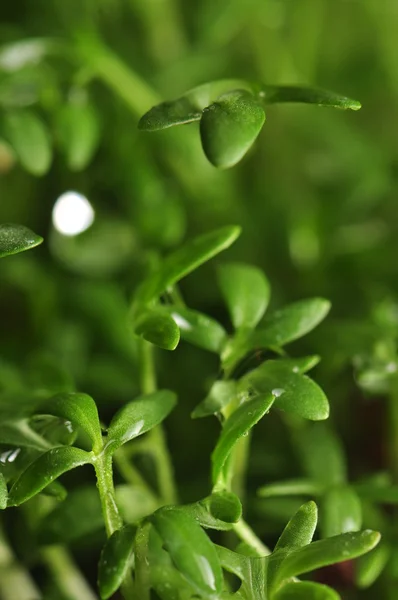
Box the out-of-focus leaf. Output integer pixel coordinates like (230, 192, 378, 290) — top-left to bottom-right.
(41, 481, 67, 501)
(106, 390, 177, 454)
(355, 542, 390, 588)
(56, 99, 100, 171)
(0, 38, 56, 72)
(98, 524, 135, 600)
(321, 485, 362, 538)
(354, 481, 398, 504)
(0, 223, 43, 258)
(0, 420, 52, 451)
(134, 310, 180, 350)
(260, 85, 361, 110)
(0, 472, 7, 509)
(151, 507, 223, 597)
(200, 90, 265, 168)
(251, 298, 331, 348)
(212, 393, 275, 486)
(4, 109, 52, 175)
(295, 424, 347, 487)
(163, 306, 227, 353)
(39, 392, 102, 453)
(137, 226, 241, 303)
(240, 361, 329, 421)
(258, 479, 323, 498)
(192, 380, 237, 419)
(115, 485, 159, 523)
(273, 530, 380, 586)
(217, 262, 270, 329)
(8, 446, 91, 506)
(273, 581, 340, 600)
(39, 485, 103, 544)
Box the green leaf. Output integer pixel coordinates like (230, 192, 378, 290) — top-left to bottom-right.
(321, 485, 362, 538)
(40, 392, 102, 453)
(115, 485, 159, 524)
(200, 90, 265, 168)
(216, 546, 266, 600)
(151, 564, 196, 600)
(274, 356, 321, 374)
(217, 262, 270, 329)
(273, 530, 380, 586)
(4, 109, 52, 175)
(0, 223, 43, 258)
(183, 492, 242, 531)
(0, 420, 52, 451)
(258, 479, 324, 499)
(134, 310, 180, 350)
(39, 485, 104, 544)
(151, 507, 223, 597)
(138, 95, 202, 130)
(98, 524, 135, 600)
(295, 424, 347, 486)
(355, 542, 390, 588)
(8, 446, 91, 506)
(106, 390, 177, 454)
(212, 393, 275, 486)
(57, 100, 100, 171)
(251, 298, 331, 348)
(192, 380, 237, 419)
(0, 473, 7, 509)
(273, 581, 340, 600)
(354, 480, 398, 504)
(260, 85, 361, 110)
(240, 361, 329, 421)
(163, 306, 227, 353)
(137, 226, 241, 303)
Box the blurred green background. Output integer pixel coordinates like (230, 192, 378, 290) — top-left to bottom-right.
(1, 1, 398, 597)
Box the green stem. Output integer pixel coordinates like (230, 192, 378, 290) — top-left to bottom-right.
(133, 522, 151, 600)
(0, 521, 41, 600)
(93, 451, 123, 536)
(40, 546, 97, 600)
(232, 519, 271, 557)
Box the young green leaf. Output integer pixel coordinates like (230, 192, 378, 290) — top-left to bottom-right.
(8, 446, 91, 506)
(273, 529, 380, 586)
(40, 392, 102, 453)
(217, 262, 270, 329)
(134, 310, 180, 350)
(105, 390, 177, 454)
(258, 479, 324, 499)
(355, 542, 390, 588)
(240, 360, 329, 421)
(57, 101, 100, 171)
(295, 424, 347, 487)
(212, 393, 275, 486)
(151, 507, 223, 597)
(273, 581, 340, 600)
(164, 306, 227, 353)
(138, 95, 202, 130)
(275, 355, 321, 374)
(251, 298, 331, 348)
(0, 472, 7, 509)
(4, 109, 52, 175)
(321, 485, 362, 538)
(192, 380, 237, 419)
(259, 85, 361, 110)
(137, 226, 241, 303)
(0, 223, 43, 258)
(98, 524, 135, 600)
(182, 491, 242, 531)
(200, 90, 265, 168)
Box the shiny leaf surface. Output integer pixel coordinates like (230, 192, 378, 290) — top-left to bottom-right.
(192, 380, 237, 419)
(98, 524, 135, 599)
(273, 581, 340, 600)
(164, 306, 227, 353)
(321, 485, 362, 538)
(0, 223, 43, 258)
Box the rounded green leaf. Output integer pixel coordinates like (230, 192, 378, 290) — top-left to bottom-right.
(137, 225, 241, 303)
(0, 223, 43, 258)
(321, 486, 362, 538)
(4, 109, 52, 175)
(252, 298, 331, 348)
(98, 524, 135, 600)
(208, 491, 242, 523)
(217, 262, 270, 329)
(8, 446, 91, 506)
(138, 96, 202, 130)
(57, 100, 100, 171)
(200, 90, 265, 168)
(151, 507, 223, 597)
(259, 84, 361, 110)
(258, 479, 324, 499)
(192, 380, 237, 419)
(40, 392, 102, 453)
(211, 393, 275, 486)
(274, 530, 381, 585)
(106, 390, 177, 454)
(134, 310, 180, 350)
(273, 581, 340, 600)
(240, 360, 329, 421)
(355, 542, 390, 588)
(164, 307, 227, 354)
(0, 473, 8, 509)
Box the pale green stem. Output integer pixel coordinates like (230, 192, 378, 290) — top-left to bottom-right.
(0, 521, 41, 600)
(133, 522, 151, 600)
(93, 452, 123, 537)
(40, 546, 97, 600)
(232, 519, 271, 557)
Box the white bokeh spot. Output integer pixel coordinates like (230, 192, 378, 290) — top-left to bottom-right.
(52, 191, 95, 236)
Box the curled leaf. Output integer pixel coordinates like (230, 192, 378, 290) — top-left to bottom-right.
(134, 310, 180, 351)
